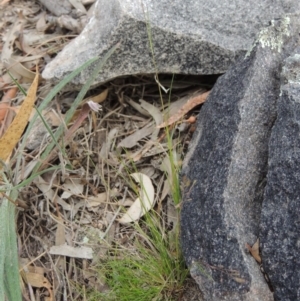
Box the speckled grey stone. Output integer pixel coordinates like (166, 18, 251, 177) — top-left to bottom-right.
(180, 15, 300, 301)
(37, 0, 73, 16)
(260, 50, 300, 301)
(42, 0, 300, 88)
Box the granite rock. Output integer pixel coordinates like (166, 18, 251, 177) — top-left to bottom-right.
(37, 0, 73, 16)
(180, 15, 300, 301)
(260, 51, 300, 301)
(42, 0, 300, 88)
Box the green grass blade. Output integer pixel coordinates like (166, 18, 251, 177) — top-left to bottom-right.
(4, 191, 21, 301)
(8, 71, 27, 96)
(14, 56, 99, 183)
(0, 188, 22, 301)
(31, 43, 118, 174)
(22, 56, 99, 143)
(12, 166, 60, 190)
(0, 200, 7, 300)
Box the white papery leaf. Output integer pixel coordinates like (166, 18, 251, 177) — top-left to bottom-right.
(119, 173, 155, 224)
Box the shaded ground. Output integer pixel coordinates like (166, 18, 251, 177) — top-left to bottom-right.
(0, 1, 218, 300)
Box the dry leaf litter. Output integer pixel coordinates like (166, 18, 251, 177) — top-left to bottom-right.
(0, 0, 215, 300)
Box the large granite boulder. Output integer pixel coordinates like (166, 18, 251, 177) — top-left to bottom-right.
(260, 52, 300, 301)
(181, 15, 300, 301)
(42, 0, 300, 88)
